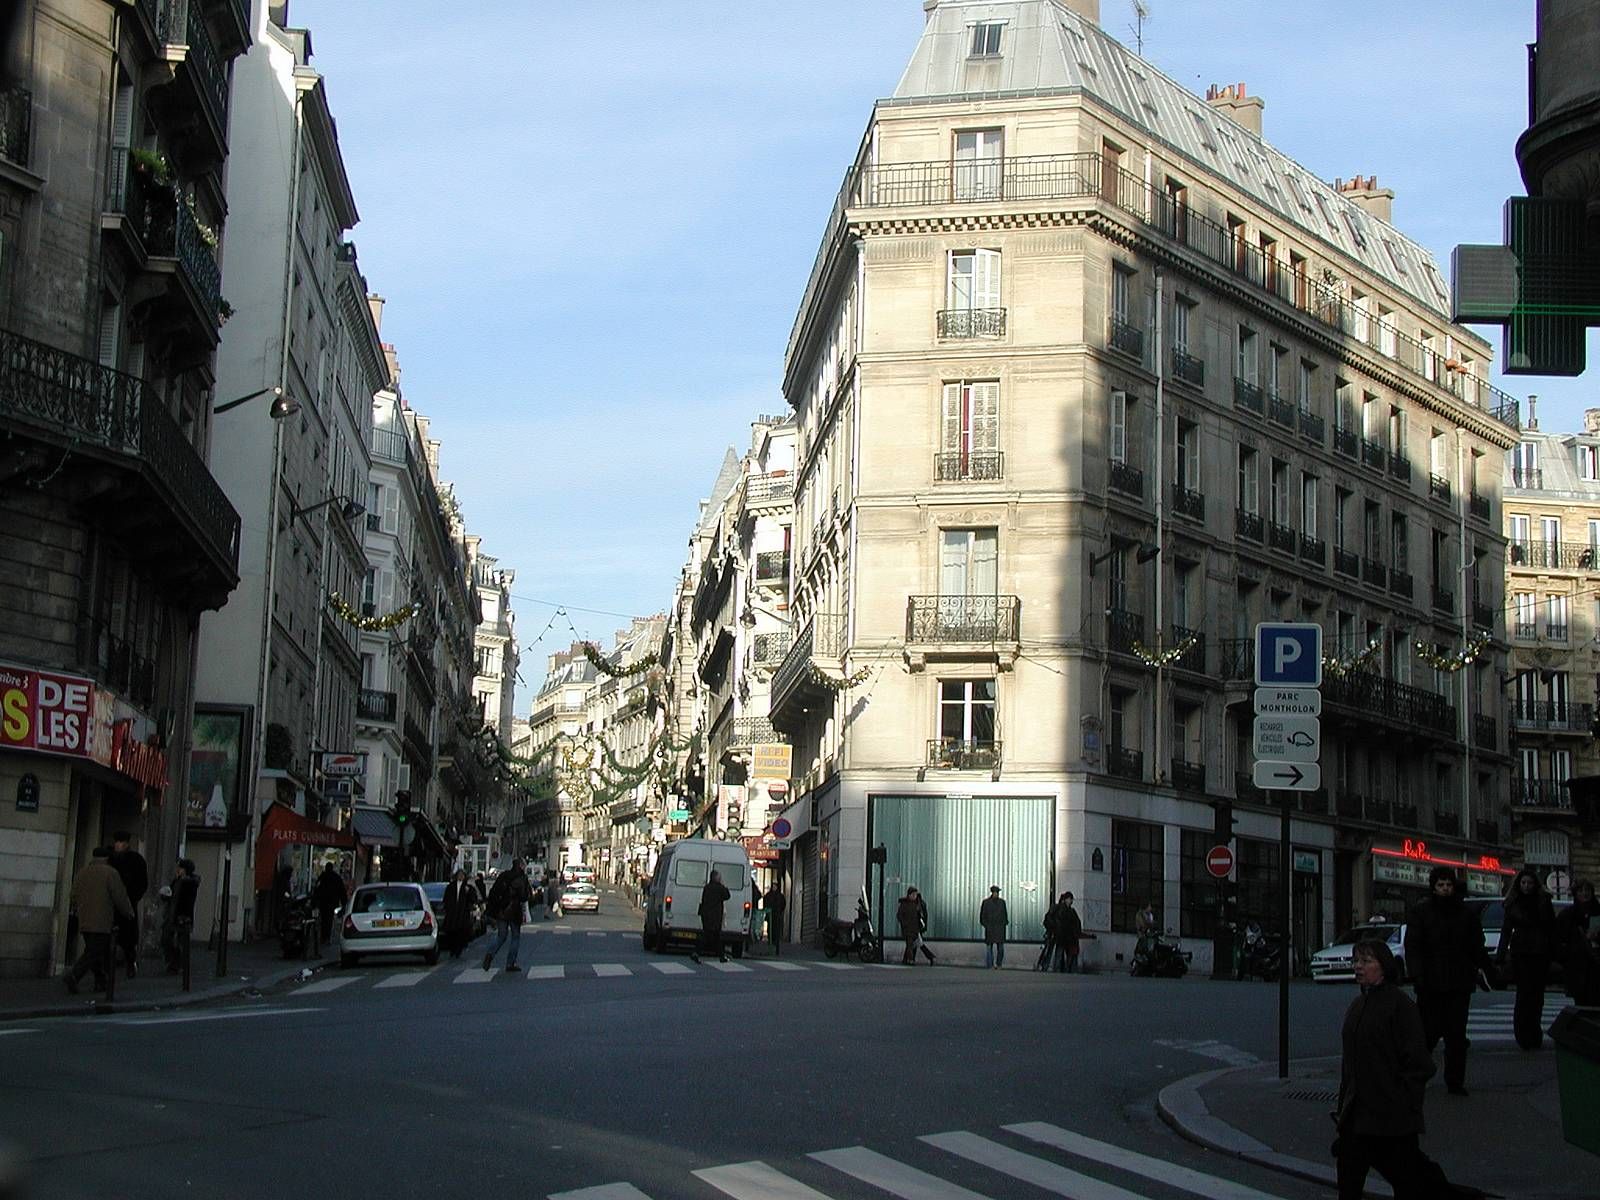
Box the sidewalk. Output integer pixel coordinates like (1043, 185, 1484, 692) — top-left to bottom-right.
(0, 938, 333, 1022)
(1158, 1044, 1593, 1200)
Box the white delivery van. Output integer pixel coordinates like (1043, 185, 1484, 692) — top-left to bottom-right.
(642, 838, 752, 956)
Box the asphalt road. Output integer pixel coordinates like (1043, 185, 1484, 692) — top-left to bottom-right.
(0, 888, 1358, 1200)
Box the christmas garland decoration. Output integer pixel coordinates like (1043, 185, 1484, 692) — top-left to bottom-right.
(327, 591, 417, 631)
(806, 663, 871, 691)
(1131, 635, 1198, 668)
(581, 642, 661, 678)
(1414, 632, 1491, 673)
(1322, 639, 1381, 679)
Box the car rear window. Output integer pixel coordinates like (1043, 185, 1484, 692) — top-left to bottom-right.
(354, 886, 423, 913)
(671, 859, 745, 890)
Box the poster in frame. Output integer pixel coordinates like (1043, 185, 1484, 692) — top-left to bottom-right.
(187, 704, 253, 834)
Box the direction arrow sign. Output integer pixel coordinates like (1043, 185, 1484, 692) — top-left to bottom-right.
(1255, 622, 1323, 687)
(1252, 715, 1320, 763)
(1252, 760, 1322, 791)
(1253, 687, 1322, 717)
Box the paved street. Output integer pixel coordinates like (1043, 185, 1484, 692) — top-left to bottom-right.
(0, 889, 1369, 1200)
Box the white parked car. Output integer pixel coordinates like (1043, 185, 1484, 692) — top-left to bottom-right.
(339, 882, 439, 967)
(560, 882, 601, 913)
(1309, 920, 1406, 984)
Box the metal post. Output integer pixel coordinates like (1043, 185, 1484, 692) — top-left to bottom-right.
(216, 852, 232, 977)
(1279, 789, 1291, 1080)
(181, 919, 192, 993)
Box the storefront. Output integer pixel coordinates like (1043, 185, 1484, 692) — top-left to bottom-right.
(253, 803, 355, 905)
(1369, 837, 1515, 916)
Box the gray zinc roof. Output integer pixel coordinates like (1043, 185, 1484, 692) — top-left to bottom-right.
(895, 0, 1451, 317)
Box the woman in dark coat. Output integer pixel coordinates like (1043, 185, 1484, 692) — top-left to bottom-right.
(896, 891, 922, 965)
(1334, 938, 1436, 1199)
(1497, 867, 1558, 1049)
(1559, 879, 1600, 1006)
(441, 867, 477, 958)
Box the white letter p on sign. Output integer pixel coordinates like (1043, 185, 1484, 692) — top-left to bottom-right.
(1274, 638, 1301, 675)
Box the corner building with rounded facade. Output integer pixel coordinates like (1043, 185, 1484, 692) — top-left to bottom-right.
(771, 0, 1522, 967)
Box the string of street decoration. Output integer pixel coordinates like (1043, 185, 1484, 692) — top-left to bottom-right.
(580, 640, 661, 677)
(1413, 632, 1492, 673)
(326, 591, 417, 631)
(1130, 634, 1198, 668)
(1321, 638, 1381, 679)
(805, 662, 872, 691)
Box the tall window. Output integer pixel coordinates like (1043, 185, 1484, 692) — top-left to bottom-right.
(1391, 514, 1409, 571)
(1542, 516, 1562, 562)
(1173, 564, 1193, 628)
(941, 381, 999, 474)
(1579, 445, 1598, 481)
(1515, 591, 1536, 637)
(1335, 379, 1353, 430)
(1173, 296, 1195, 351)
(1389, 406, 1407, 460)
(940, 528, 998, 597)
(939, 679, 996, 746)
(1107, 545, 1129, 612)
(953, 128, 1003, 200)
(1237, 325, 1258, 383)
(969, 21, 1003, 56)
(1421, 332, 1437, 380)
(1513, 441, 1539, 478)
(1298, 359, 1317, 413)
(947, 250, 1000, 315)
(1112, 264, 1134, 324)
(1176, 421, 1199, 490)
(1364, 501, 1382, 560)
(1335, 487, 1351, 549)
(1268, 345, 1288, 397)
(1548, 595, 1570, 641)
(1109, 389, 1128, 463)
(1237, 446, 1259, 513)
(1301, 474, 1319, 537)
(1270, 459, 1290, 524)
(1431, 430, 1449, 480)
(1111, 819, 1162, 933)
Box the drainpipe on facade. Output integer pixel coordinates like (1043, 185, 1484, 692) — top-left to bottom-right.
(1153, 267, 1165, 783)
(1456, 428, 1473, 839)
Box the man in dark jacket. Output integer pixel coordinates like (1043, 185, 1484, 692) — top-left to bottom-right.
(1403, 866, 1486, 1095)
(1558, 878, 1600, 1005)
(763, 882, 787, 956)
(481, 859, 531, 973)
(980, 885, 1009, 968)
(161, 858, 200, 973)
(1334, 938, 1437, 1198)
(312, 862, 347, 944)
(1052, 892, 1084, 973)
(692, 869, 731, 963)
(65, 847, 133, 994)
(1498, 867, 1558, 1049)
(108, 831, 148, 978)
(912, 887, 936, 964)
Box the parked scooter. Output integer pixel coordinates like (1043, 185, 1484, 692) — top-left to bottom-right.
(1235, 922, 1284, 981)
(822, 897, 882, 962)
(1130, 929, 1190, 977)
(278, 891, 317, 959)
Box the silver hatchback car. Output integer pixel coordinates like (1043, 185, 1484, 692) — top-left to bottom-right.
(339, 882, 439, 967)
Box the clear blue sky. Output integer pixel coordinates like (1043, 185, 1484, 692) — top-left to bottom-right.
(290, 0, 1589, 710)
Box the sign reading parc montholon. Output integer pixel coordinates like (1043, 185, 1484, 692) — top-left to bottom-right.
(1252, 624, 1322, 792)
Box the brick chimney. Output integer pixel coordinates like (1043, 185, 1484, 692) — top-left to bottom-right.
(1334, 175, 1395, 224)
(1205, 82, 1263, 137)
(1585, 408, 1600, 435)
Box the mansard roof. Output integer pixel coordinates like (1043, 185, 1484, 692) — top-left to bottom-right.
(894, 0, 1451, 317)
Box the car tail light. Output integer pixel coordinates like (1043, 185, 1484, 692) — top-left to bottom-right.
(343, 914, 356, 935)
(664, 895, 671, 910)
(743, 901, 752, 914)
(420, 910, 434, 931)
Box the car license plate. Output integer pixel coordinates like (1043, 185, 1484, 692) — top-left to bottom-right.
(375, 917, 404, 928)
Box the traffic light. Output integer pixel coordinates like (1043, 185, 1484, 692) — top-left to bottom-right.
(1210, 800, 1236, 841)
(394, 789, 412, 824)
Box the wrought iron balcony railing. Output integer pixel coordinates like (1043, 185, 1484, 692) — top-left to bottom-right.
(1389, 568, 1413, 599)
(927, 738, 1001, 771)
(1170, 625, 1206, 672)
(1547, 622, 1569, 641)
(1109, 458, 1144, 498)
(1510, 468, 1543, 490)
(1428, 474, 1452, 502)
(1107, 747, 1144, 781)
(1171, 483, 1204, 522)
(754, 550, 789, 583)
(1432, 586, 1454, 613)
(371, 427, 410, 465)
(1268, 520, 1297, 555)
(752, 630, 793, 666)
(168, 198, 223, 320)
(1334, 546, 1360, 577)
(1106, 607, 1144, 655)
(1269, 394, 1297, 428)
(1332, 427, 1358, 458)
(1299, 533, 1326, 565)
(1472, 603, 1495, 632)
(1472, 713, 1496, 752)
(1323, 668, 1456, 738)
(1361, 438, 1387, 470)
(1108, 317, 1144, 360)
(1171, 347, 1204, 386)
(93, 623, 158, 711)
(935, 451, 1003, 482)
(906, 595, 1020, 643)
(744, 472, 794, 507)
(0, 326, 239, 573)
(1512, 779, 1571, 809)
(1235, 508, 1263, 542)
(1512, 700, 1593, 732)
(1468, 493, 1491, 522)
(0, 85, 30, 167)
(1514, 621, 1538, 640)
(1220, 638, 1254, 681)
(179, 0, 230, 132)
(357, 688, 398, 723)
(1389, 454, 1412, 484)
(1298, 408, 1324, 444)
(937, 307, 1006, 338)
(732, 715, 784, 748)
(1233, 377, 1264, 415)
(1363, 558, 1387, 589)
(1508, 540, 1600, 570)
(1171, 760, 1206, 792)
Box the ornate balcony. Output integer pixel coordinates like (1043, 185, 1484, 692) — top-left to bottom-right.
(1323, 668, 1456, 739)
(1512, 700, 1593, 734)
(1468, 493, 1491, 522)
(906, 595, 1020, 644)
(1171, 348, 1204, 387)
(1171, 483, 1205, 522)
(731, 715, 784, 750)
(0, 326, 239, 602)
(1299, 533, 1326, 565)
(1334, 547, 1360, 577)
(1389, 569, 1414, 600)
(1109, 458, 1144, 498)
(937, 307, 1006, 338)
(1298, 408, 1324, 444)
(935, 451, 1003, 482)
(357, 688, 398, 723)
(1269, 394, 1297, 428)
(1333, 427, 1358, 458)
(1235, 509, 1263, 542)
(752, 630, 793, 667)
(770, 613, 847, 732)
(1428, 474, 1453, 503)
(1107, 747, 1144, 781)
(1268, 521, 1297, 555)
(1511, 779, 1570, 809)
(1508, 540, 1599, 570)
(1108, 317, 1144, 361)
(0, 85, 31, 168)
(754, 550, 789, 585)
(1171, 760, 1206, 792)
(1220, 638, 1254, 681)
(1548, 622, 1569, 641)
(744, 472, 794, 509)
(1106, 607, 1144, 655)
(1389, 455, 1412, 484)
(1169, 625, 1206, 672)
(927, 738, 1001, 771)
(1233, 377, 1264, 415)
(1361, 438, 1387, 470)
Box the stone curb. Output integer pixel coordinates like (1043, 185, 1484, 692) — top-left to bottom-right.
(1156, 1060, 1395, 1200)
(0, 957, 333, 1023)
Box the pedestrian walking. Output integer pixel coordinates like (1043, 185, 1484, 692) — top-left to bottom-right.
(1036, 900, 1059, 971)
(312, 861, 346, 945)
(1497, 867, 1558, 1050)
(1052, 892, 1084, 973)
(107, 831, 147, 978)
(1332, 938, 1439, 1199)
(442, 867, 476, 959)
(1558, 878, 1600, 1006)
(1403, 866, 1488, 1095)
(912, 887, 936, 963)
(64, 847, 133, 994)
(160, 858, 200, 974)
(481, 858, 531, 972)
(897, 890, 922, 965)
(692, 869, 731, 963)
(544, 871, 561, 919)
(980, 885, 1009, 969)
(763, 881, 787, 956)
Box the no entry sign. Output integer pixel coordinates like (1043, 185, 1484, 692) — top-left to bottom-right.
(1206, 844, 1235, 879)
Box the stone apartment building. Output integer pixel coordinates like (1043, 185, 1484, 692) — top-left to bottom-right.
(522, 644, 598, 870)
(769, 0, 1524, 966)
(0, 0, 249, 976)
(1503, 411, 1600, 891)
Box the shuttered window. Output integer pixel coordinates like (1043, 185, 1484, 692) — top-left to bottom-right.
(947, 250, 1000, 311)
(1109, 389, 1127, 463)
(941, 381, 999, 458)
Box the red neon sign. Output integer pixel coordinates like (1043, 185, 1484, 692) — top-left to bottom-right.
(1373, 844, 1513, 875)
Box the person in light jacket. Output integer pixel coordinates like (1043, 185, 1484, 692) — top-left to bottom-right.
(65, 847, 133, 994)
(979, 885, 1009, 969)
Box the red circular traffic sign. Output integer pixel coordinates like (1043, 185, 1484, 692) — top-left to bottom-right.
(1206, 845, 1234, 878)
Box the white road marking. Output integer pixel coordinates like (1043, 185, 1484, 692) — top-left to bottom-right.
(592, 963, 631, 977)
(707, 960, 753, 973)
(811, 1146, 990, 1200)
(696, 1161, 836, 1200)
(103, 1006, 324, 1027)
(1003, 1123, 1291, 1200)
(587, 931, 607, 937)
(1152, 1038, 1261, 1066)
(921, 1132, 1145, 1200)
(550, 926, 574, 935)
(0, 1029, 37, 1036)
(812, 962, 860, 970)
(374, 966, 441, 988)
(290, 975, 361, 995)
(752, 960, 806, 972)
(648, 962, 693, 975)
(526, 965, 565, 980)
(453, 968, 498, 984)
(550, 1184, 655, 1200)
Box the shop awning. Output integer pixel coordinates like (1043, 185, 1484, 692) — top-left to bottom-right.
(255, 803, 354, 890)
(351, 805, 401, 848)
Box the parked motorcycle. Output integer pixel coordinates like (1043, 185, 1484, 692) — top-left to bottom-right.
(822, 897, 882, 962)
(1130, 930, 1190, 977)
(1235, 923, 1284, 981)
(278, 891, 317, 959)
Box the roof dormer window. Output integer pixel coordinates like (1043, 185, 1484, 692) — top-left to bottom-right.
(970, 22, 1004, 57)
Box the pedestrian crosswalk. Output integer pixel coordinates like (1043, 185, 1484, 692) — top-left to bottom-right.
(1467, 994, 1568, 1043)
(551, 1120, 1292, 1200)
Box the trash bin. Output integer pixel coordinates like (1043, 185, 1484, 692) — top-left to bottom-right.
(1550, 1006, 1600, 1156)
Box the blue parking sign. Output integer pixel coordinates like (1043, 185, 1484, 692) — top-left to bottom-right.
(1255, 622, 1323, 687)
